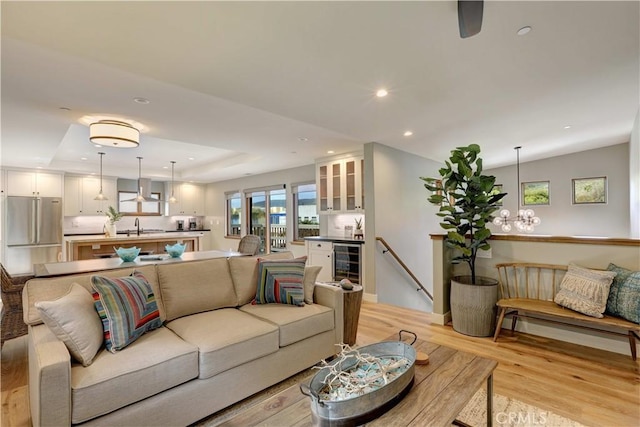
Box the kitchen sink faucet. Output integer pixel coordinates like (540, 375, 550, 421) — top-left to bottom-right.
(135, 217, 141, 236)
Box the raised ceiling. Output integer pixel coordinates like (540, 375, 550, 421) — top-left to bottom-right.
(1, 1, 638, 182)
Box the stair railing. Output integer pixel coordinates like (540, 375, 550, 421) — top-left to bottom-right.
(375, 237, 433, 301)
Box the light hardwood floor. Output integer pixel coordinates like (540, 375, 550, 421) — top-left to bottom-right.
(2, 301, 639, 426)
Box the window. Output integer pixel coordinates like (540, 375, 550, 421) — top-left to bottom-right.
(118, 191, 161, 215)
(292, 182, 319, 241)
(245, 185, 286, 254)
(226, 191, 242, 237)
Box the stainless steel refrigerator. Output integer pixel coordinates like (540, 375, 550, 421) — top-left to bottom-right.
(7, 196, 62, 246)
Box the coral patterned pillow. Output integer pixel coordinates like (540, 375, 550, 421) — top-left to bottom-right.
(91, 271, 162, 352)
(254, 258, 307, 306)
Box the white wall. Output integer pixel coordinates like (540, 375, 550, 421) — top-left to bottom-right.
(365, 142, 441, 312)
(630, 109, 640, 238)
(204, 164, 314, 259)
(487, 143, 631, 238)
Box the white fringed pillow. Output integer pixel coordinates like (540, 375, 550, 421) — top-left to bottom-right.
(554, 264, 616, 318)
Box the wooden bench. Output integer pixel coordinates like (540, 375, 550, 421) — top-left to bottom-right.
(493, 263, 640, 360)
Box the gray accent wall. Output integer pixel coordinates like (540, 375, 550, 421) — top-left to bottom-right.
(487, 143, 631, 238)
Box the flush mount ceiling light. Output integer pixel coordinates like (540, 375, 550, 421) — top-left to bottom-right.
(94, 152, 108, 201)
(403, 131, 414, 137)
(89, 120, 140, 148)
(376, 88, 388, 98)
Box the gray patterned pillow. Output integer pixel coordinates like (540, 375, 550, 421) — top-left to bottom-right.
(554, 264, 616, 318)
(606, 263, 640, 324)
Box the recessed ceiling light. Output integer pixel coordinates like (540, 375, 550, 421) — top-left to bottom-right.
(298, 137, 308, 142)
(93, 144, 101, 148)
(133, 97, 150, 104)
(188, 157, 195, 161)
(517, 26, 532, 36)
(327, 150, 335, 154)
(163, 166, 168, 169)
(403, 131, 413, 137)
(564, 125, 572, 129)
(80, 157, 88, 161)
(36, 166, 43, 169)
(376, 88, 388, 98)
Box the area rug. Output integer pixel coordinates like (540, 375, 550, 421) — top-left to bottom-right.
(195, 368, 585, 427)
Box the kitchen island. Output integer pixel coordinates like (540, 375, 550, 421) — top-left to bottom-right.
(64, 231, 206, 261)
(34, 249, 242, 277)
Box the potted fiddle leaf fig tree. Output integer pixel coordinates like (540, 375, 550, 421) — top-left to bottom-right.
(420, 144, 506, 337)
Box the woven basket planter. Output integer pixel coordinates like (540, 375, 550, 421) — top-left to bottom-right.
(450, 276, 498, 337)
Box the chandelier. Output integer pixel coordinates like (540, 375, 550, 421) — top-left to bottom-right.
(492, 146, 541, 233)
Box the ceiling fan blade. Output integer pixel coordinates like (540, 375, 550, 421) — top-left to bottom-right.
(458, 0, 484, 38)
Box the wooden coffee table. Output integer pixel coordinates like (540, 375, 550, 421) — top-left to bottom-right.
(218, 337, 497, 426)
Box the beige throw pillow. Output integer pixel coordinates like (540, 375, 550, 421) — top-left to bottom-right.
(554, 264, 616, 318)
(35, 283, 104, 366)
(303, 266, 322, 304)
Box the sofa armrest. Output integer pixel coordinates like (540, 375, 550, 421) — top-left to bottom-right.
(28, 324, 71, 427)
(313, 283, 344, 344)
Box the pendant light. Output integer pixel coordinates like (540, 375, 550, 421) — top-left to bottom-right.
(123, 157, 159, 202)
(94, 152, 108, 201)
(169, 161, 178, 203)
(492, 146, 541, 233)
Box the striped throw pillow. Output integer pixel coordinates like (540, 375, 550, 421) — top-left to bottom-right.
(91, 271, 162, 352)
(255, 258, 306, 306)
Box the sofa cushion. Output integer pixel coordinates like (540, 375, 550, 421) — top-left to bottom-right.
(157, 258, 237, 321)
(304, 266, 322, 304)
(23, 265, 161, 326)
(255, 258, 307, 306)
(240, 303, 334, 347)
(554, 263, 616, 318)
(91, 272, 163, 352)
(606, 263, 640, 324)
(71, 327, 198, 424)
(35, 283, 103, 366)
(166, 308, 279, 379)
(228, 251, 294, 306)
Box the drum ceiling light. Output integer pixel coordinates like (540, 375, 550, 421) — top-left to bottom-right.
(89, 120, 139, 148)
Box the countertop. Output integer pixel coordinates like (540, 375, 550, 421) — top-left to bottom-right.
(304, 236, 365, 244)
(34, 250, 243, 277)
(64, 229, 210, 237)
(63, 231, 207, 242)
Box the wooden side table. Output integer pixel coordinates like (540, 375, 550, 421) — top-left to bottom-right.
(343, 284, 363, 345)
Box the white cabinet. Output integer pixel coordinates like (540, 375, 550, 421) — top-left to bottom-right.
(306, 240, 333, 282)
(64, 176, 117, 216)
(167, 182, 205, 216)
(6, 170, 63, 197)
(316, 156, 364, 214)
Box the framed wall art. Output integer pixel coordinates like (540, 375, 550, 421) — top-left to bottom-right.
(522, 181, 549, 205)
(489, 184, 504, 206)
(572, 176, 607, 204)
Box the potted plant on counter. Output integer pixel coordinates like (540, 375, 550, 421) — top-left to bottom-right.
(104, 206, 123, 238)
(420, 144, 506, 337)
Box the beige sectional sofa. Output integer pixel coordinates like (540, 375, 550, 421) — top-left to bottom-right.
(23, 252, 343, 426)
